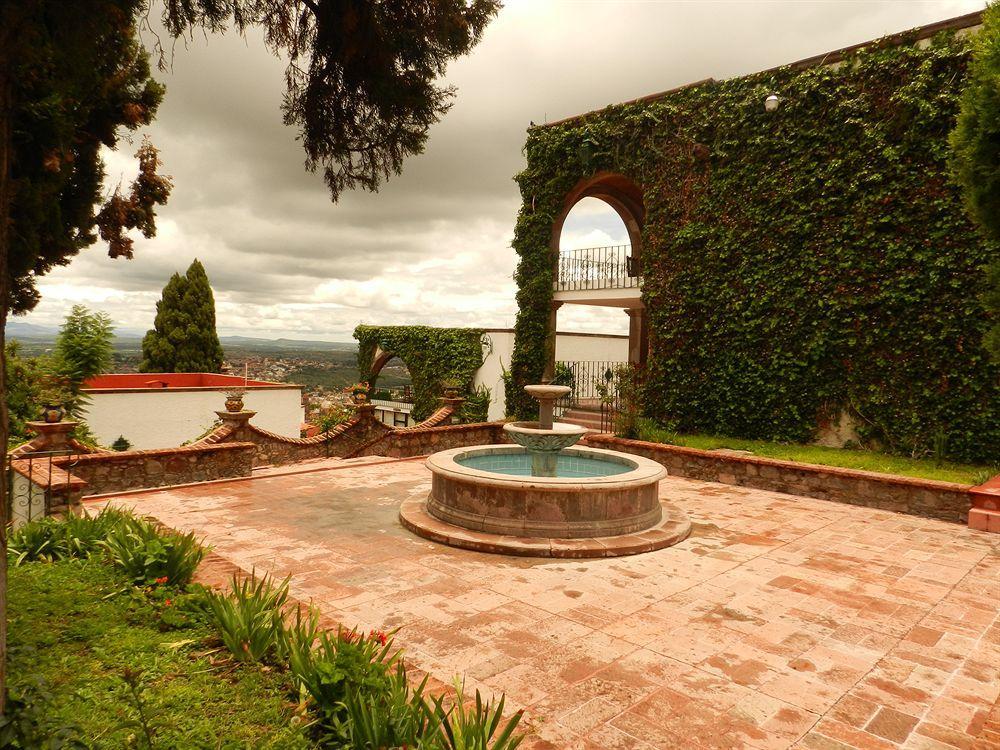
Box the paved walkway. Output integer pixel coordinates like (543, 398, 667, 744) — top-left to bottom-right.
(93, 459, 1000, 749)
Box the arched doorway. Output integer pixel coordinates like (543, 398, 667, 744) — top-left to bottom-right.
(367, 347, 414, 427)
(545, 173, 647, 383)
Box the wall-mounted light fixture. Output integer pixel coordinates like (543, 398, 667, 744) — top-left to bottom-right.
(764, 94, 781, 112)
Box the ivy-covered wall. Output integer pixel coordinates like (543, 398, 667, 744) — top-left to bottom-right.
(508, 27, 999, 463)
(354, 325, 485, 422)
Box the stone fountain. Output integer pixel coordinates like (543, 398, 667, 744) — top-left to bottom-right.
(399, 384, 691, 558)
(502, 384, 586, 477)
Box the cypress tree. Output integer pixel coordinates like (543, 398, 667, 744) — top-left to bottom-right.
(140, 260, 224, 372)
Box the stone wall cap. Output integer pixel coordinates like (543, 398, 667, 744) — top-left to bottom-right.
(586, 434, 973, 492)
(62, 441, 257, 464)
(426, 443, 666, 491)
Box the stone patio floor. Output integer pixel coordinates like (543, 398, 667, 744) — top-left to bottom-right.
(91, 457, 1000, 750)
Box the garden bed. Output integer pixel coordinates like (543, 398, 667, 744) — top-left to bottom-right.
(4, 509, 525, 748)
(7, 559, 310, 747)
(636, 422, 994, 485)
(584, 431, 983, 523)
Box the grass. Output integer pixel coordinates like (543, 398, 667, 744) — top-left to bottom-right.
(8, 559, 313, 748)
(636, 421, 996, 485)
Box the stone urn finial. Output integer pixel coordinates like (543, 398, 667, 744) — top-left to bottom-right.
(224, 388, 246, 412)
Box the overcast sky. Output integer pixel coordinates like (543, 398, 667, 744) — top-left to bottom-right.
(19, 0, 985, 342)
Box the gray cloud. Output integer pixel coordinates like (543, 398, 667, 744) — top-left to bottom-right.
(24, 0, 985, 341)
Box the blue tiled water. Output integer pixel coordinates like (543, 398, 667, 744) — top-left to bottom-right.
(457, 452, 631, 478)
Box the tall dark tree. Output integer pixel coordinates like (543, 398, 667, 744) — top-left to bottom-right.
(951, 1, 1000, 358)
(162, 0, 501, 200)
(0, 0, 171, 713)
(141, 260, 224, 373)
(0, 0, 499, 711)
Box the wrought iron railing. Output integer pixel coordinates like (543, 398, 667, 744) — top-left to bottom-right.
(555, 245, 640, 291)
(5, 449, 83, 527)
(554, 360, 639, 433)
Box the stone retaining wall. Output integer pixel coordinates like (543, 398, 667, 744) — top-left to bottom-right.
(67, 443, 256, 498)
(584, 434, 973, 523)
(359, 422, 508, 459)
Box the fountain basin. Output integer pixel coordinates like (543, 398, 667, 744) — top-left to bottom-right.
(424, 445, 666, 539)
(503, 420, 587, 454)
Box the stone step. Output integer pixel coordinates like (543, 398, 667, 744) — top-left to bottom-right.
(559, 414, 606, 431)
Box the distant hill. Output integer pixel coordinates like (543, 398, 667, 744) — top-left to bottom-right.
(5, 320, 355, 352)
(5, 320, 60, 339)
(219, 336, 355, 352)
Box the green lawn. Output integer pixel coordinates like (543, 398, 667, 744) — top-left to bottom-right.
(8, 560, 313, 748)
(636, 421, 996, 485)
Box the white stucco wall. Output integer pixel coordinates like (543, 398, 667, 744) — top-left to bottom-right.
(473, 329, 629, 421)
(80, 387, 304, 449)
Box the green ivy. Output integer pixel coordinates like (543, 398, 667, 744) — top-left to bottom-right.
(508, 29, 1000, 463)
(354, 325, 485, 422)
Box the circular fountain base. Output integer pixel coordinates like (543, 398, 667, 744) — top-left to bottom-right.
(399, 445, 692, 558)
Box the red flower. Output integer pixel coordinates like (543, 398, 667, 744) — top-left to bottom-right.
(155, 576, 168, 585)
(164, 599, 172, 607)
(370, 630, 388, 646)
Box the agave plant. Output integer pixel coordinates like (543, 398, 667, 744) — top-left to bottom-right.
(59, 507, 132, 558)
(204, 572, 294, 663)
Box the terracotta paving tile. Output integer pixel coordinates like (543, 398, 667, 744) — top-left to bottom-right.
(89, 459, 1000, 750)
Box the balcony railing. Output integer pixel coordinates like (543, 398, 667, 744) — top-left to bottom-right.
(555, 245, 640, 291)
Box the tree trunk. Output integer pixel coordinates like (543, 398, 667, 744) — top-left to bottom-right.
(0, 24, 14, 717)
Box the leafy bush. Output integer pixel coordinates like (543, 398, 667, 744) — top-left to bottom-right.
(0, 675, 87, 749)
(204, 572, 299, 663)
(290, 627, 525, 749)
(7, 518, 62, 565)
(290, 626, 399, 745)
(8, 507, 133, 565)
(101, 515, 204, 586)
(458, 385, 491, 423)
(429, 680, 524, 750)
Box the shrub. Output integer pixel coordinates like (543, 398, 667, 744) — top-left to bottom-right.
(429, 680, 524, 750)
(289, 627, 399, 745)
(7, 518, 62, 565)
(204, 572, 297, 663)
(343, 667, 432, 748)
(111, 435, 132, 451)
(8, 506, 132, 565)
(101, 515, 204, 586)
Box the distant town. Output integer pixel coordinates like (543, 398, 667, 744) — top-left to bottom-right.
(5, 320, 413, 422)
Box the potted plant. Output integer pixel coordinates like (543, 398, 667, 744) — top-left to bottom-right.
(441, 379, 463, 399)
(37, 385, 68, 424)
(224, 388, 246, 412)
(350, 381, 370, 404)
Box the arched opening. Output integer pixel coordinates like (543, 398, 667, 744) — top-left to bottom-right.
(544, 173, 647, 404)
(557, 197, 633, 334)
(368, 349, 414, 427)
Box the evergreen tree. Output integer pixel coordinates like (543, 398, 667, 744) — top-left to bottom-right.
(54, 305, 114, 385)
(140, 260, 224, 372)
(951, 1, 1000, 359)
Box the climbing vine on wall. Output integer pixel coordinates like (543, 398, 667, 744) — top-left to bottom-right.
(508, 28, 1000, 463)
(354, 325, 485, 422)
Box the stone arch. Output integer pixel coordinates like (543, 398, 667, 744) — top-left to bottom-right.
(549, 171, 645, 262)
(367, 346, 411, 394)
